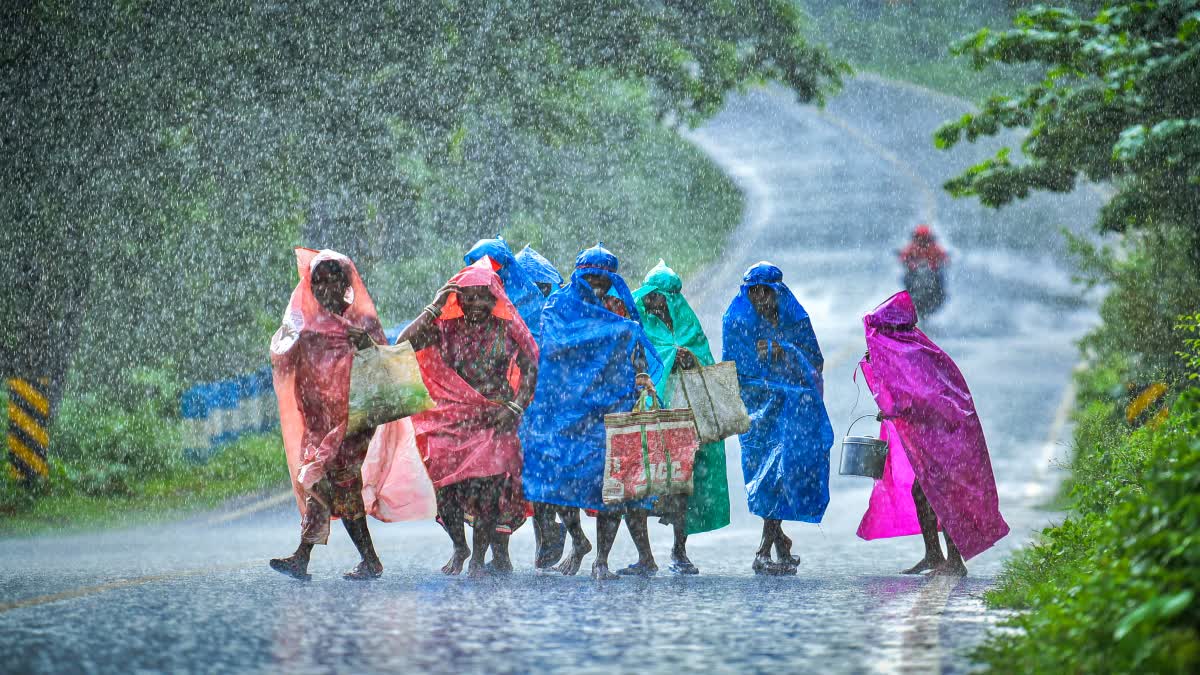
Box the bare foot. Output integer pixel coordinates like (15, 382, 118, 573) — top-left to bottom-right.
(269, 555, 311, 581)
(774, 535, 801, 567)
(669, 554, 699, 576)
(467, 560, 491, 579)
(930, 559, 967, 577)
(555, 539, 593, 576)
(485, 559, 513, 575)
(752, 554, 794, 576)
(441, 546, 470, 575)
(343, 560, 383, 581)
(591, 561, 619, 580)
(901, 556, 945, 575)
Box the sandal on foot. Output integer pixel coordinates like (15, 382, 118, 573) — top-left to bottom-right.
(343, 560, 383, 581)
(669, 560, 700, 576)
(269, 557, 311, 581)
(752, 556, 792, 576)
(616, 562, 658, 577)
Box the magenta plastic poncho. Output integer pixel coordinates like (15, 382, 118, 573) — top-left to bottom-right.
(856, 291, 1008, 561)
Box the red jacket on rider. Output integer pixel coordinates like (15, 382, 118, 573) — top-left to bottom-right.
(899, 224, 948, 272)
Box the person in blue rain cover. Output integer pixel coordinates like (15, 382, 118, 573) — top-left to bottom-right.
(515, 244, 565, 298)
(723, 262, 833, 575)
(521, 243, 664, 579)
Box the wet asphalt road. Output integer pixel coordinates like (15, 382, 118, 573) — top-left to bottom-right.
(0, 76, 1103, 674)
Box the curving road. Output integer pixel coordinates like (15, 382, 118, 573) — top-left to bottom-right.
(0, 76, 1102, 674)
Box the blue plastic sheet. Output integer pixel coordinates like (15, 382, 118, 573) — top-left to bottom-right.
(520, 245, 663, 511)
(464, 237, 544, 340)
(723, 262, 833, 522)
(515, 244, 564, 287)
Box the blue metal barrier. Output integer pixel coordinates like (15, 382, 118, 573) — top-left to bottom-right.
(179, 325, 409, 463)
(180, 366, 276, 464)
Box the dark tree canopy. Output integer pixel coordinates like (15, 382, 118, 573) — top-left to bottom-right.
(1, 1, 845, 393)
(935, 0, 1200, 235)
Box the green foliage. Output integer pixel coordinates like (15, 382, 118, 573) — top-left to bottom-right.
(935, 0, 1200, 236)
(977, 387, 1200, 673)
(1070, 223, 1200, 385)
(1, 0, 846, 394)
(51, 368, 186, 496)
(1177, 312, 1200, 379)
(0, 432, 288, 535)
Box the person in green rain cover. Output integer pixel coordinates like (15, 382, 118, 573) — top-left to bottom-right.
(631, 260, 731, 574)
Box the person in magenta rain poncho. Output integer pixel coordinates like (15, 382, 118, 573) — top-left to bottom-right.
(723, 262, 833, 575)
(394, 258, 539, 578)
(857, 290, 1009, 576)
(521, 243, 665, 580)
(269, 248, 390, 581)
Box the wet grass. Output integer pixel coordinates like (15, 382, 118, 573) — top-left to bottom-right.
(0, 434, 287, 537)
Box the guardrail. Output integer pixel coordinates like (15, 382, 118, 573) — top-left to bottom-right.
(178, 325, 407, 463)
(180, 367, 276, 463)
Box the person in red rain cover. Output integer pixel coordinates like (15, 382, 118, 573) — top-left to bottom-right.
(899, 224, 948, 273)
(395, 258, 540, 578)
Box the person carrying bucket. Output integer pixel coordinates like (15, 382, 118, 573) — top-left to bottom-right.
(723, 262, 833, 575)
(856, 290, 1009, 576)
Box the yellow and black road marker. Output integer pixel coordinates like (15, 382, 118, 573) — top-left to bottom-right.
(7, 376, 51, 481)
(1126, 382, 1170, 429)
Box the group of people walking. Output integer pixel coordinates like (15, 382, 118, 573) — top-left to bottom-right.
(268, 238, 1008, 582)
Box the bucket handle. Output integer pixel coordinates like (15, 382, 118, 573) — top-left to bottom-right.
(846, 413, 880, 436)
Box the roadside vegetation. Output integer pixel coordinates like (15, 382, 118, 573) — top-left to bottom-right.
(933, 1, 1200, 670)
(1, 3, 843, 532)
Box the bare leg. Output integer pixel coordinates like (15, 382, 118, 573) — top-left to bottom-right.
(671, 520, 690, 564)
(436, 488, 470, 575)
(774, 529, 800, 566)
(532, 502, 565, 569)
(555, 508, 592, 576)
(270, 542, 314, 580)
(902, 480, 946, 574)
(669, 516, 700, 574)
(753, 519, 778, 573)
(617, 511, 657, 575)
(468, 517, 496, 578)
(489, 532, 514, 574)
(591, 513, 621, 580)
(342, 517, 383, 580)
(931, 531, 968, 577)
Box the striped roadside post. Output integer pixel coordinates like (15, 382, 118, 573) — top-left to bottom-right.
(6, 376, 51, 481)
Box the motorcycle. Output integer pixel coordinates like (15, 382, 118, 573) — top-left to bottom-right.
(903, 261, 946, 317)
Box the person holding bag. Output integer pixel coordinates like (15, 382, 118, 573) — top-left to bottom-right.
(269, 248, 390, 581)
(521, 243, 664, 580)
(631, 259, 731, 575)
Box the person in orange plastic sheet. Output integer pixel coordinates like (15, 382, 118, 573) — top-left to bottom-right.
(269, 248, 388, 581)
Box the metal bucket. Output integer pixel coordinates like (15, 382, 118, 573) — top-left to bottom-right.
(839, 414, 889, 479)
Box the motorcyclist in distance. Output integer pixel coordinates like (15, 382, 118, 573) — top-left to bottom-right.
(898, 224, 948, 317)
